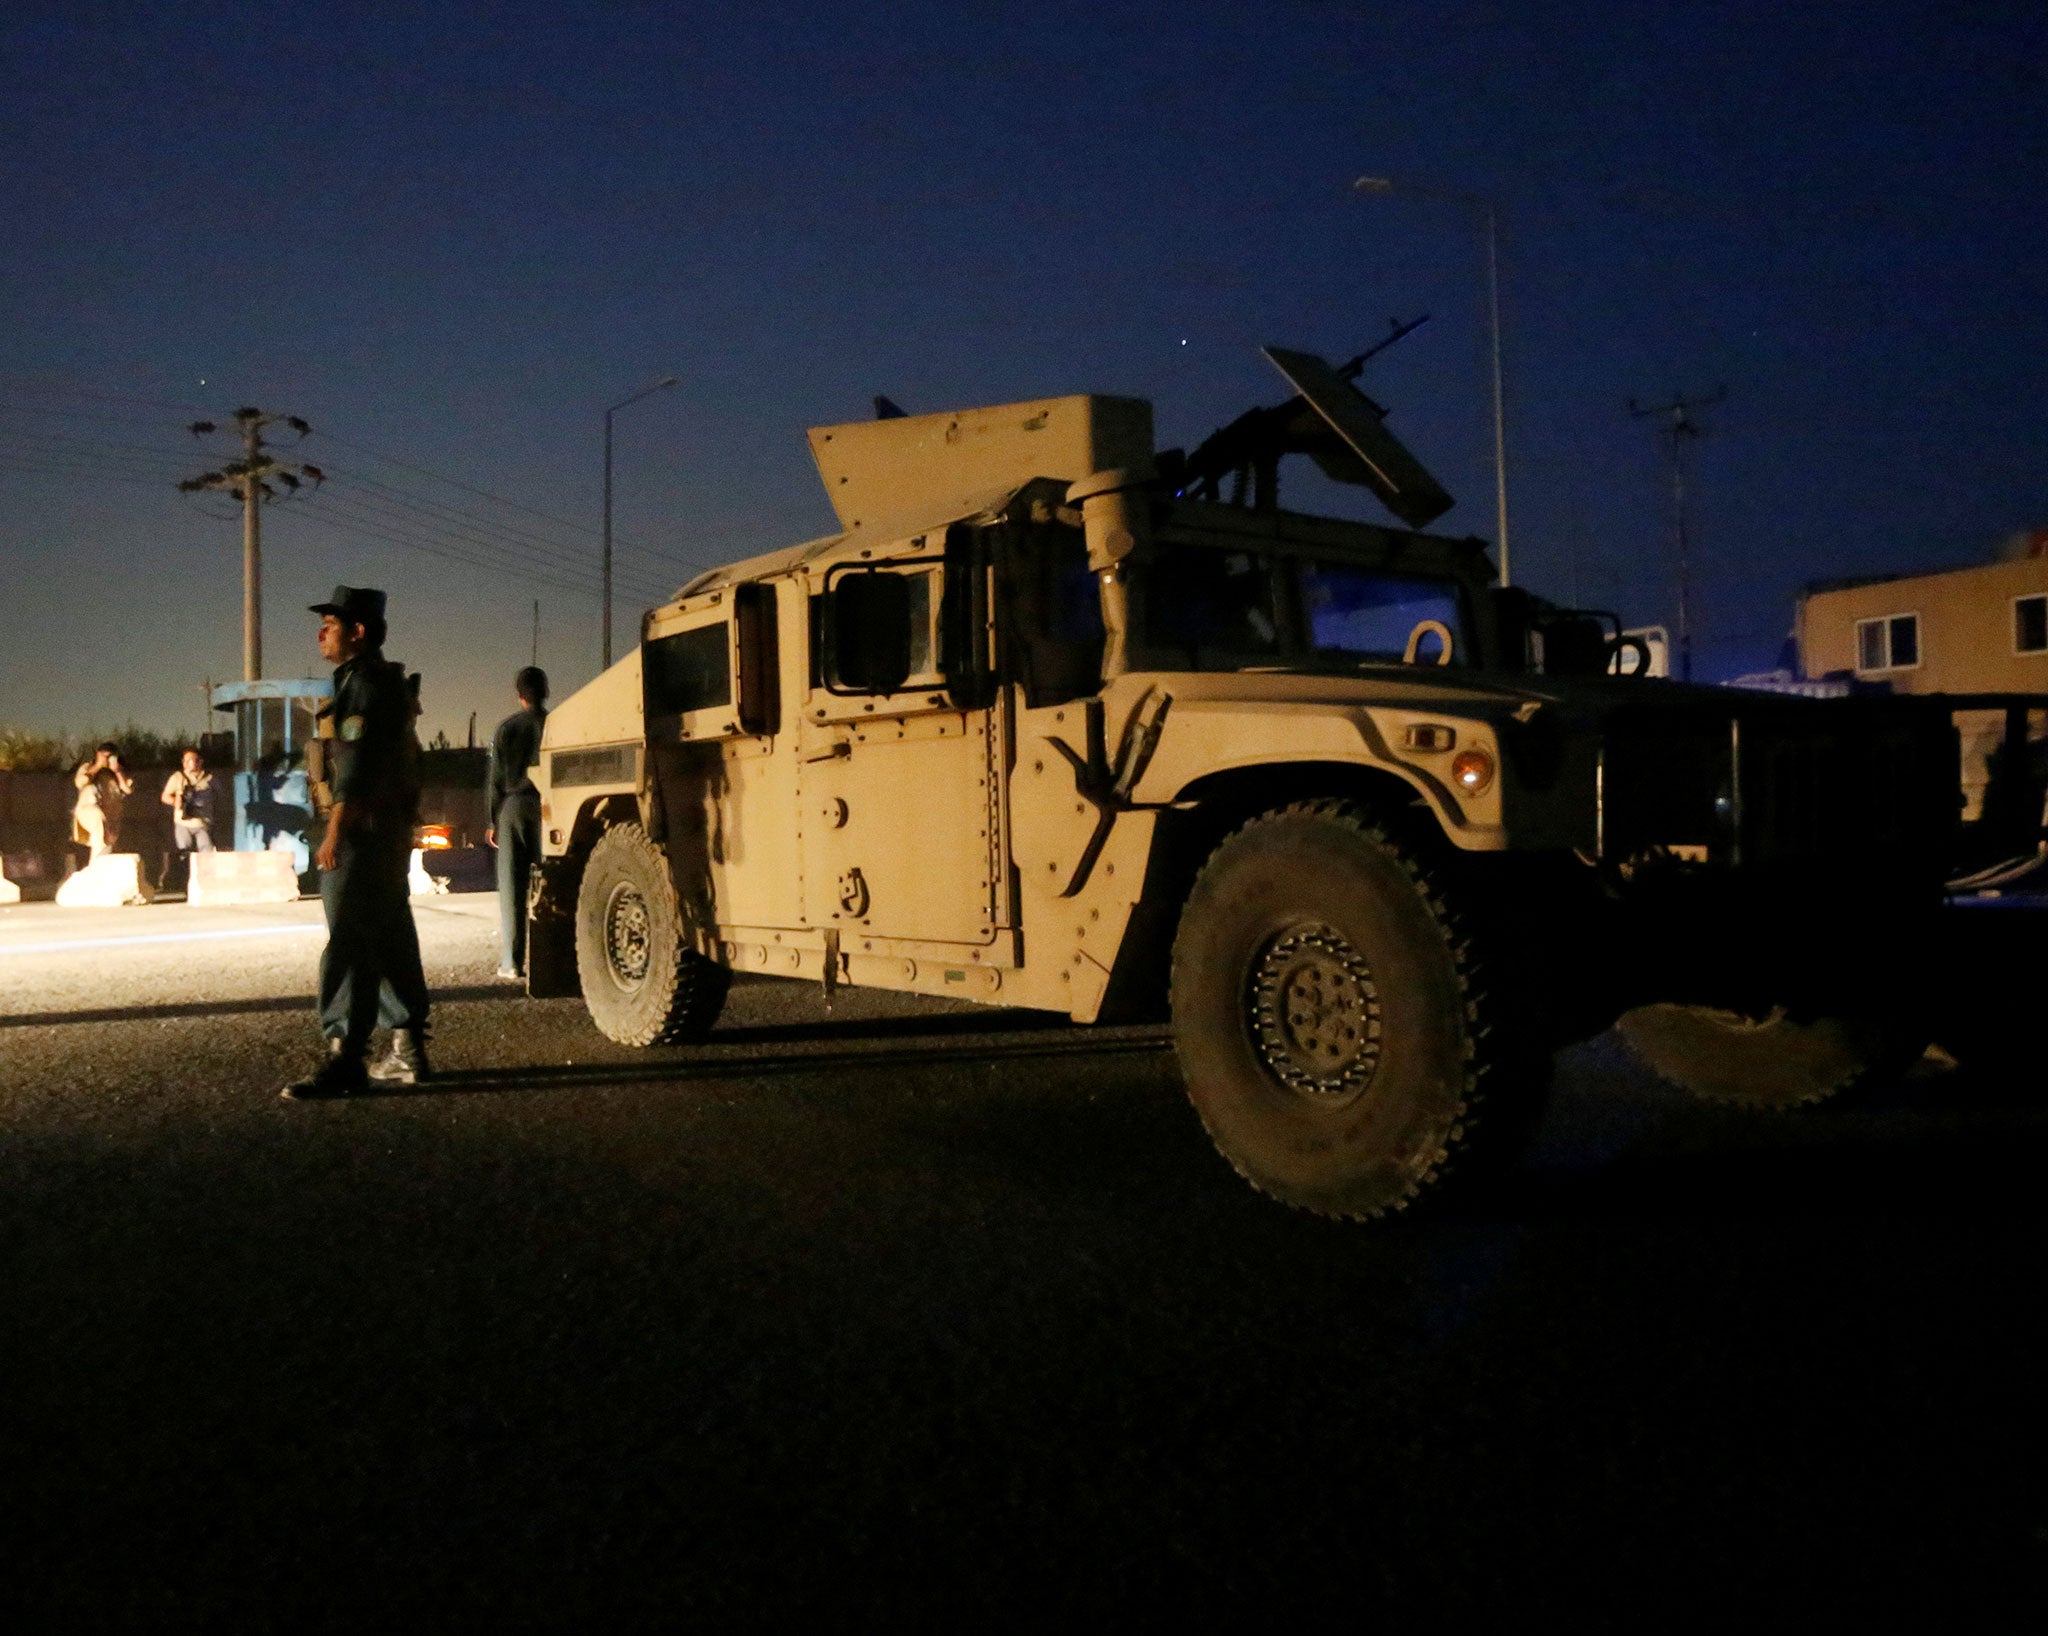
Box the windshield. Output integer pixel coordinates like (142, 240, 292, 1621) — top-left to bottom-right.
(1299, 562, 1469, 666)
(1131, 545, 1472, 671)
(1143, 545, 1283, 667)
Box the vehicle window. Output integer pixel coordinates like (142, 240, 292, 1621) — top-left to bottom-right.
(994, 523, 1103, 706)
(646, 621, 731, 714)
(1144, 546, 1281, 665)
(904, 569, 936, 681)
(1052, 549, 1104, 644)
(1298, 563, 1468, 665)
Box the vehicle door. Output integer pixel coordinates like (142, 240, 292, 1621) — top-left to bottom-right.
(643, 581, 800, 932)
(796, 531, 1003, 947)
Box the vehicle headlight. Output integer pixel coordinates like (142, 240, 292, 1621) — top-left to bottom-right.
(1450, 748, 1495, 796)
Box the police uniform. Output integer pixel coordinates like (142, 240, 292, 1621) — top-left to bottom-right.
(488, 686, 547, 976)
(287, 585, 431, 1096)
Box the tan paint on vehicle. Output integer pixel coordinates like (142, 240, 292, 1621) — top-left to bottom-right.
(810, 395, 1153, 540)
(535, 383, 1591, 1022)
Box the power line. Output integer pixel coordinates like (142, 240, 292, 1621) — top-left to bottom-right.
(297, 487, 674, 598)
(302, 490, 675, 599)
(0, 384, 221, 417)
(316, 429, 696, 569)
(313, 427, 800, 576)
(0, 401, 220, 433)
(289, 502, 673, 603)
(290, 507, 603, 598)
(0, 393, 684, 557)
(1, 395, 719, 607)
(2, 428, 199, 467)
(312, 462, 636, 575)
(22, 435, 660, 584)
(0, 443, 676, 603)
(308, 486, 605, 578)
(0, 457, 188, 490)
(2, 393, 786, 571)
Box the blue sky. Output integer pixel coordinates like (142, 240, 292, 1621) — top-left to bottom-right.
(3, 0, 2043, 737)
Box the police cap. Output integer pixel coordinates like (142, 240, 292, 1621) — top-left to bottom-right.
(309, 585, 386, 626)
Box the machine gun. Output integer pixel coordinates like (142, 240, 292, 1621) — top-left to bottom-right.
(1176, 319, 1455, 528)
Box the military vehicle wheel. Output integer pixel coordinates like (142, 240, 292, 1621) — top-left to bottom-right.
(1617, 1003, 1926, 1108)
(1170, 800, 1518, 1221)
(575, 822, 729, 1047)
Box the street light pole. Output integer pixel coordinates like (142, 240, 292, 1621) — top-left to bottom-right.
(1480, 196, 1509, 587)
(1355, 175, 1512, 586)
(602, 375, 678, 669)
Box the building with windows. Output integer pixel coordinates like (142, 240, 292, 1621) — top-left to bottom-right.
(1797, 538, 2048, 818)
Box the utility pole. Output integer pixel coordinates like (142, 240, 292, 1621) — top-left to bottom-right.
(179, 409, 323, 681)
(603, 376, 678, 669)
(1629, 388, 1725, 683)
(532, 599, 540, 668)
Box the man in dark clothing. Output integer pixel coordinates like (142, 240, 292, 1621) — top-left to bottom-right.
(283, 585, 434, 1100)
(487, 665, 548, 980)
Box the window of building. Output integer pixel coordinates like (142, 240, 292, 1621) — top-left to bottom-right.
(2016, 594, 2047, 655)
(1855, 612, 1920, 672)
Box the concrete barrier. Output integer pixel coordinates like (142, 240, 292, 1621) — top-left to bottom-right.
(409, 848, 447, 896)
(188, 849, 301, 906)
(55, 853, 155, 907)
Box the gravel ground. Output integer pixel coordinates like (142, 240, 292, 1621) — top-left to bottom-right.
(2, 893, 2044, 1623)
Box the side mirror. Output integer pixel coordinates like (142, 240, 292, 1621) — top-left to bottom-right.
(827, 570, 914, 695)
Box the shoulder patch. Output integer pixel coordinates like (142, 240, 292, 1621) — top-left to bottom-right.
(340, 715, 365, 741)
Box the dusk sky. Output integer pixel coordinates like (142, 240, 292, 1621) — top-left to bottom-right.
(3, 1, 2043, 741)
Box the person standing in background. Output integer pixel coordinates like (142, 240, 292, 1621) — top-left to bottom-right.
(72, 742, 133, 857)
(160, 746, 218, 879)
(486, 665, 548, 981)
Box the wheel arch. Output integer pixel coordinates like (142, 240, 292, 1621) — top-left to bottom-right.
(566, 793, 639, 861)
(529, 794, 645, 1000)
(1095, 762, 1445, 1024)
(1169, 761, 1440, 840)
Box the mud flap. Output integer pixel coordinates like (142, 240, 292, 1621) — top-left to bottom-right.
(525, 856, 581, 999)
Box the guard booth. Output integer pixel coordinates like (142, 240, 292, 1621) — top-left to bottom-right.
(208, 677, 331, 876)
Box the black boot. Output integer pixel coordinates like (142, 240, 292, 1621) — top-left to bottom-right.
(368, 1028, 433, 1086)
(282, 1037, 368, 1101)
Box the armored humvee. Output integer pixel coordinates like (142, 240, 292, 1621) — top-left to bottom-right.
(526, 348, 1961, 1219)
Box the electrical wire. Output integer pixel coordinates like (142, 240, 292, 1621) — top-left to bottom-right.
(0, 398, 703, 602)
(0, 394, 811, 572)
(302, 491, 674, 601)
(0, 457, 184, 490)
(1, 420, 701, 585)
(298, 493, 676, 604)
(315, 429, 703, 571)
(287, 505, 611, 600)
(311, 463, 639, 577)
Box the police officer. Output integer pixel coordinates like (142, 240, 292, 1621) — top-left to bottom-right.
(283, 585, 434, 1099)
(486, 665, 548, 980)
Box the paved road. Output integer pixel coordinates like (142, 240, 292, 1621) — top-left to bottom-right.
(2, 894, 2043, 1622)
